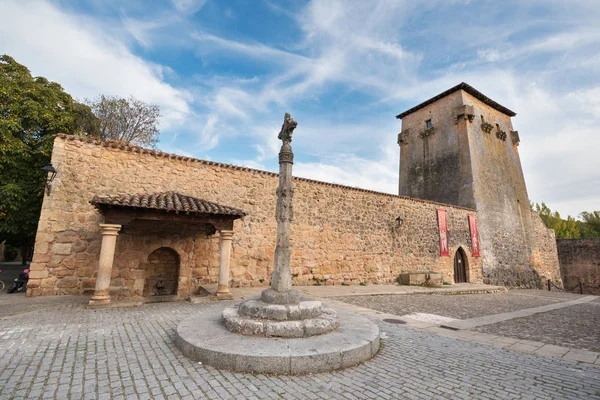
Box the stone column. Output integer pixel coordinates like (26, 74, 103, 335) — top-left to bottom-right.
(89, 224, 121, 305)
(216, 230, 234, 300)
(261, 113, 300, 305)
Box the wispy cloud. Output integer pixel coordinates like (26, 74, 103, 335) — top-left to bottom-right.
(0, 0, 192, 130)
(171, 0, 208, 14)
(2, 0, 599, 217)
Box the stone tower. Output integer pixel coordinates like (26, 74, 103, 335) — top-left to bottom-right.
(396, 82, 544, 286)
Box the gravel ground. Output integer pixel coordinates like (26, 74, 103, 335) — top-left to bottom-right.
(474, 302, 600, 352)
(335, 290, 578, 320)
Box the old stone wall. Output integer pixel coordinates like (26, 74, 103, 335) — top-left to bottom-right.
(528, 211, 561, 285)
(463, 92, 543, 287)
(399, 90, 476, 209)
(557, 239, 600, 295)
(398, 89, 562, 288)
(27, 135, 483, 298)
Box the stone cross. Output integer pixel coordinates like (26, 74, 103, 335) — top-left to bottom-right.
(261, 113, 300, 304)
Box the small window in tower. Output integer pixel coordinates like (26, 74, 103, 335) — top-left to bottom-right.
(496, 123, 500, 130)
(481, 115, 485, 122)
(425, 119, 433, 129)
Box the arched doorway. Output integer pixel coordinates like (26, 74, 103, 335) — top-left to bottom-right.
(454, 247, 468, 283)
(143, 247, 180, 296)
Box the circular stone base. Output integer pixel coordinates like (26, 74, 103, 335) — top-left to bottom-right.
(222, 303, 339, 338)
(239, 298, 323, 320)
(176, 305, 380, 374)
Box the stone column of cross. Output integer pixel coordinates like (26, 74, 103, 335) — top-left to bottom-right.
(261, 113, 300, 305)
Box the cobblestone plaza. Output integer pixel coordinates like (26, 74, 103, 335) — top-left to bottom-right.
(1, 290, 599, 399)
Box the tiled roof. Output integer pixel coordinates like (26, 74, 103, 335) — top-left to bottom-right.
(91, 191, 246, 217)
(396, 82, 516, 119)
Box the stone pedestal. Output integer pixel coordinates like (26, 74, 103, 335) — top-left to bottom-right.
(89, 224, 121, 305)
(222, 297, 339, 338)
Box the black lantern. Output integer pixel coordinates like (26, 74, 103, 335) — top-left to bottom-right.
(42, 164, 57, 195)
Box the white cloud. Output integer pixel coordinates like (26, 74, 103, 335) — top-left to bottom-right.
(0, 0, 191, 131)
(4, 0, 598, 218)
(171, 0, 208, 14)
(199, 114, 220, 150)
(295, 146, 399, 194)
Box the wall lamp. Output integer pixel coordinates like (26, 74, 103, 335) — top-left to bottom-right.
(42, 164, 57, 195)
(393, 216, 404, 234)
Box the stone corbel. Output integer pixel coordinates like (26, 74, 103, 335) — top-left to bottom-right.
(397, 129, 410, 145)
(481, 122, 494, 133)
(456, 105, 475, 123)
(511, 130, 520, 146)
(419, 127, 436, 138)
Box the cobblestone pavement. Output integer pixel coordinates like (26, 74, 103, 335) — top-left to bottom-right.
(1, 300, 600, 399)
(0, 293, 88, 318)
(474, 301, 600, 352)
(334, 290, 581, 320)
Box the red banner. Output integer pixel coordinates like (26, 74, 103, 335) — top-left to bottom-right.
(469, 214, 480, 257)
(437, 209, 449, 256)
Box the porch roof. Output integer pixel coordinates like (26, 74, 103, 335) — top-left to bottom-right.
(91, 191, 246, 218)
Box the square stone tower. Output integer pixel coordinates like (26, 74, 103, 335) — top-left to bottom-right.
(396, 82, 542, 286)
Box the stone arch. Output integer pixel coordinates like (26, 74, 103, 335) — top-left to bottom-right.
(142, 247, 180, 296)
(453, 246, 469, 283)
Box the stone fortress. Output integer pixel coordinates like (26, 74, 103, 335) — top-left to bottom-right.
(26, 83, 562, 302)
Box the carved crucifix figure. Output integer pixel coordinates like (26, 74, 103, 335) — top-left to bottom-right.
(278, 112, 297, 144)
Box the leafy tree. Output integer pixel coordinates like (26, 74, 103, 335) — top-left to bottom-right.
(578, 211, 600, 238)
(0, 54, 99, 262)
(87, 95, 160, 148)
(533, 202, 581, 239)
(533, 202, 600, 239)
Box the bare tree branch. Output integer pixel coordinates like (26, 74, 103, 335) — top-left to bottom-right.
(87, 95, 160, 148)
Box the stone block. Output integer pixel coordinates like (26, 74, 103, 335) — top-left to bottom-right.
(265, 321, 304, 338)
(29, 270, 49, 280)
(398, 272, 442, 286)
(31, 254, 51, 264)
(82, 278, 96, 289)
(55, 269, 74, 277)
(27, 279, 41, 289)
(299, 301, 323, 319)
(52, 243, 72, 255)
(56, 278, 79, 289)
(261, 288, 300, 305)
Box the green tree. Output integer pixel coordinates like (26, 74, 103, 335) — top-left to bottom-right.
(87, 95, 160, 148)
(533, 202, 600, 239)
(0, 55, 99, 262)
(578, 211, 600, 237)
(533, 202, 581, 239)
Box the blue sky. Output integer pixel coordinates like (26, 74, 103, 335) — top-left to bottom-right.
(1, 0, 599, 218)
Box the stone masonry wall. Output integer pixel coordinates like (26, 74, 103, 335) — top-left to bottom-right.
(530, 212, 562, 284)
(399, 90, 476, 209)
(463, 92, 542, 287)
(27, 135, 483, 298)
(398, 89, 561, 288)
(557, 239, 600, 295)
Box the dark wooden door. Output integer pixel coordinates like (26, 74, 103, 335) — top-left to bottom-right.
(454, 249, 467, 283)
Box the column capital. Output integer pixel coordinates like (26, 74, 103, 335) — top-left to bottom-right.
(99, 224, 121, 236)
(219, 230, 234, 239)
